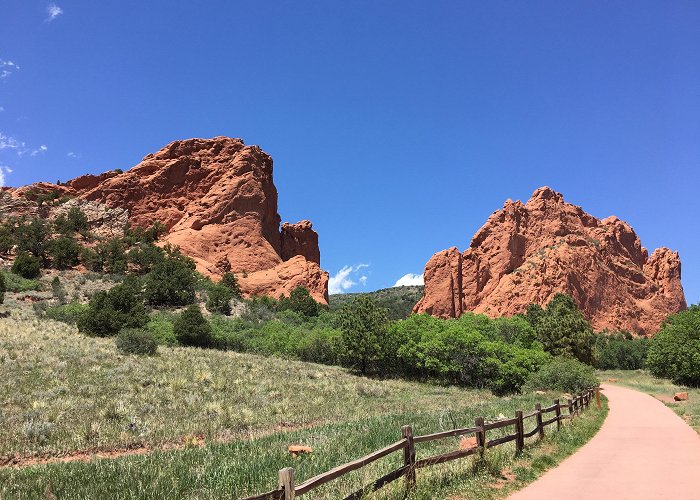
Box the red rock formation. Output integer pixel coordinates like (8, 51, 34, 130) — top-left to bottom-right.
(414, 187, 686, 335)
(4, 137, 328, 303)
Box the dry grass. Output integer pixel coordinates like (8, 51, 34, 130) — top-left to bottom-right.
(0, 310, 494, 459)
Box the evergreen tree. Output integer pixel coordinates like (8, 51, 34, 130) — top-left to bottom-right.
(336, 296, 390, 375)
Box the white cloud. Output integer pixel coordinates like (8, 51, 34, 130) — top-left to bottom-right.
(0, 106, 4, 112)
(0, 132, 23, 150)
(46, 4, 63, 22)
(393, 273, 424, 287)
(359, 276, 368, 286)
(0, 164, 12, 187)
(67, 151, 77, 158)
(0, 59, 19, 80)
(29, 145, 48, 156)
(329, 264, 369, 294)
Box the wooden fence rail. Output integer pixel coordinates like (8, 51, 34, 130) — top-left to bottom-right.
(243, 387, 599, 500)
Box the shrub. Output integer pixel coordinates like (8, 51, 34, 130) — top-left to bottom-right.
(242, 296, 278, 323)
(145, 315, 178, 346)
(115, 329, 158, 356)
(50, 277, 67, 305)
(174, 305, 212, 347)
(647, 305, 700, 386)
(594, 331, 648, 370)
(93, 239, 128, 274)
(14, 218, 49, 257)
(54, 207, 89, 235)
(523, 357, 598, 394)
(46, 236, 81, 269)
(77, 277, 148, 336)
(12, 253, 41, 279)
(206, 283, 233, 315)
(45, 302, 90, 325)
(0, 224, 13, 254)
(143, 248, 197, 307)
(0, 272, 5, 304)
(127, 243, 165, 274)
(1, 271, 42, 292)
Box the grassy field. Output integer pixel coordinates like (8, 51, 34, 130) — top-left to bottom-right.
(0, 309, 607, 498)
(0, 389, 607, 499)
(600, 369, 700, 434)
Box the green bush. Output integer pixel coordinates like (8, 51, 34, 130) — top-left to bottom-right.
(144, 248, 197, 307)
(115, 329, 158, 356)
(390, 314, 550, 394)
(127, 243, 165, 275)
(54, 207, 89, 235)
(145, 315, 178, 346)
(46, 236, 81, 269)
(206, 283, 233, 315)
(77, 277, 148, 336)
(46, 302, 90, 325)
(594, 331, 648, 370)
(11, 253, 41, 279)
(14, 219, 49, 257)
(1, 271, 41, 292)
(0, 224, 13, 254)
(523, 357, 598, 394)
(647, 305, 700, 386)
(174, 305, 212, 347)
(241, 296, 278, 323)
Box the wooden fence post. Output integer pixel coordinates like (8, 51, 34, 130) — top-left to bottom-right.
(554, 399, 561, 430)
(567, 398, 574, 418)
(596, 387, 601, 409)
(401, 425, 416, 490)
(515, 410, 524, 455)
(475, 416, 486, 456)
(278, 467, 295, 500)
(535, 403, 544, 439)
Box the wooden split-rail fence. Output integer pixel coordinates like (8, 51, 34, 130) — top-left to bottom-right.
(244, 387, 600, 500)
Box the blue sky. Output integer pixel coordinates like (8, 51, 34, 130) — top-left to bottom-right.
(1, 1, 698, 304)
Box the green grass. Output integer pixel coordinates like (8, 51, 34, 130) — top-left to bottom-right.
(600, 369, 700, 434)
(0, 394, 607, 499)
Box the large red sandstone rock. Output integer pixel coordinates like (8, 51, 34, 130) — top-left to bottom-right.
(5, 137, 328, 303)
(414, 187, 686, 335)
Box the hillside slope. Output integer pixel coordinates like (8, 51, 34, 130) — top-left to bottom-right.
(330, 286, 423, 320)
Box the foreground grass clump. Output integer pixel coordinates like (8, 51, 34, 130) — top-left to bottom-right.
(0, 311, 495, 458)
(600, 369, 700, 434)
(0, 393, 607, 499)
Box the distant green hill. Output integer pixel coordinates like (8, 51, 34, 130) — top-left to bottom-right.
(329, 286, 424, 320)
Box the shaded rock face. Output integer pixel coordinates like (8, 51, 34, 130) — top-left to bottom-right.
(5, 137, 328, 303)
(414, 187, 686, 335)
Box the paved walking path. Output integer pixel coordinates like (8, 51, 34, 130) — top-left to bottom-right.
(509, 383, 700, 500)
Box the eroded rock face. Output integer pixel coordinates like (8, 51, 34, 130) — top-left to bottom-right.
(414, 187, 686, 335)
(4, 137, 328, 303)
